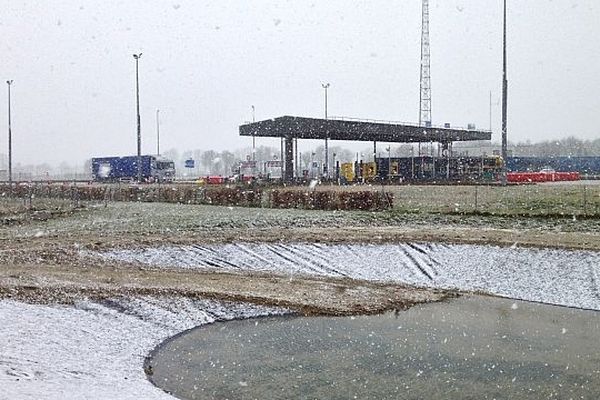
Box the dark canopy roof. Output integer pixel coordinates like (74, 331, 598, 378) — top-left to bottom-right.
(239, 116, 491, 143)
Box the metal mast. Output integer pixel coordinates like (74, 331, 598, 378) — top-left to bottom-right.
(6, 80, 13, 192)
(419, 0, 432, 154)
(322, 83, 330, 178)
(156, 109, 160, 156)
(133, 53, 142, 182)
(501, 0, 508, 185)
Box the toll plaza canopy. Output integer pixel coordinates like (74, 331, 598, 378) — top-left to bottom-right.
(239, 115, 491, 143)
(239, 115, 492, 182)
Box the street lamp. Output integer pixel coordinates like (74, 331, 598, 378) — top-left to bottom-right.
(332, 152, 337, 182)
(133, 53, 142, 182)
(251, 105, 256, 162)
(411, 146, 415, 179)
(501, 0, 508, 185)
(6, 80, 13, 192)
(322, 83, 330, 178)
(386, 146, 391, 181)
(156, 109, 160, 156)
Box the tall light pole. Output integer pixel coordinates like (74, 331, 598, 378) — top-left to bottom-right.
(6, 80, 13, 192)
(133, 53, 142, 182)
(156, 109, 160, 156)
(332, 152, 337, 181)
(501, 0, 508, 185)
(387, 146, 391, 181)
(251, 105, 256, 161)
(489, 90, 493, 132)
(322, 83, 330, 178)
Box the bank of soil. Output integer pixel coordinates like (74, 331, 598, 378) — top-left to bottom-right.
(1, 201, 599, 315)
(0, 260, 450, 315)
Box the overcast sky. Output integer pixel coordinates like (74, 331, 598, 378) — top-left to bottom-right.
(1, 0, 599, 165)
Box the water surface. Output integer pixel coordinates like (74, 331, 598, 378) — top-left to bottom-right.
(148, 296, 600, 399)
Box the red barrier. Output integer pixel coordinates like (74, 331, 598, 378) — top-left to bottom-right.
(507, 171, 580, 183)
(206, 176, 225, 184)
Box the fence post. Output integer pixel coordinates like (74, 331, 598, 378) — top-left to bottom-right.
(474, 185, 479, 212)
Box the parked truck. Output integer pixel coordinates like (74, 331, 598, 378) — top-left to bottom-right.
(91, 155, 175, 182)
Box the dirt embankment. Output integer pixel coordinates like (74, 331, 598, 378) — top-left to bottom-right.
(0, 256, 451, 315)
(1, 200, 599, 315)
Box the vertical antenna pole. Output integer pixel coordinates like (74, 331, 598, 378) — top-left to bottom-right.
(251, 105, 256, 162)
(322, 83, 330, 178)
(489, 91, 492, 132)
(156, 109, 160, 156)
(501, 0, 508, 185)
(6, 80, 13, 192)
(133, 53, 143, 182)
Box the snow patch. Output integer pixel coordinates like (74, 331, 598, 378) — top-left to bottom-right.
(0, 297, 286, 399)
(98, 242, 600, 310)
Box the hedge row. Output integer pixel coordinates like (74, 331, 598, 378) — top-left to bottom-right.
(0, 184, 392, 211)
(202, 187, 262, 207)
(0, 184, 199, 203)
(271, 190, 393, 211)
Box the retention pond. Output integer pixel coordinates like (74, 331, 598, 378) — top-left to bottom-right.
(147, 295, 600, 399)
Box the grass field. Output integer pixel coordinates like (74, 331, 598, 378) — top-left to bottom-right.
(317, 181, 600, 216)
(2, 181, 599, 239)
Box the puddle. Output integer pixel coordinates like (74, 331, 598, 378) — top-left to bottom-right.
(147, 295, 600, 399)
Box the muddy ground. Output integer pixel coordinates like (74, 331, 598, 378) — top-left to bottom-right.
(1, 200, 599, 315)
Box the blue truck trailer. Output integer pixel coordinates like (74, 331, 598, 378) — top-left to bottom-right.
(91, 155, 176, 182)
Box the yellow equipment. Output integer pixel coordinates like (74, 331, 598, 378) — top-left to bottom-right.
(362, 162, 377, 180)
(340, 162, 355, 182)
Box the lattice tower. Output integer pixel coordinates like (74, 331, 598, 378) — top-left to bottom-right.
(419, 0, 432, 127)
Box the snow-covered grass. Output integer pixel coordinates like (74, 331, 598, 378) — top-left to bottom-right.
(2, 201, 365, 241)
(6, 201, 600, 245)
(0, 297, 286, 400)
(100, 242, 600, 310)
(4, 240, 600, 399)
(326, 183, 600, 216)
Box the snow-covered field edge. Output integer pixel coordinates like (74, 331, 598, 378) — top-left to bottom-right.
(0, 296, 288, 400)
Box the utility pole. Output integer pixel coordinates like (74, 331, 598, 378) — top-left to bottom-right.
(6, 80, 13, 193)
(294, 137, 298, 179)
(251, 105, 256, 161)
(280, 139, 284, 180)
(332, 152, 337, 181)
(133, 53, 142, 182)
(489, 91, 493, 132)
(501, 0, 508, 185)
(322, 83, 330, 178)
(387, 146, 391, 181)
(156, 109, 160, 156)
